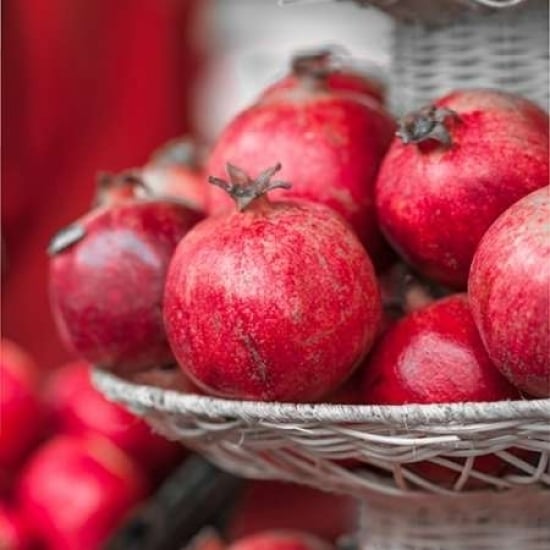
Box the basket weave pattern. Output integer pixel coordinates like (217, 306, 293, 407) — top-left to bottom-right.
(389, 1, 549, 113)
(92, 370, 550, 498)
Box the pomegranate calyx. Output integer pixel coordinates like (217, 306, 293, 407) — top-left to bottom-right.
(93, 171, 152, 207)
(290, 47, 345, 91)
(208, 163, 291, 211)
(292, 49, 335, 79)
(149, 137, 202, 169)
(48, 223, 86, 256)
(396, 105, 459, 147)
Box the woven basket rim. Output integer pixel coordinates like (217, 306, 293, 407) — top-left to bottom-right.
(92, 368, 550, 427)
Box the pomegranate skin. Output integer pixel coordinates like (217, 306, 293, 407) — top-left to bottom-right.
(0, 339, 44, 471)
(206, 90, 395, 265)
(469, 188, 550, 397)
(260, 49, 385, 105)
(17, 435, 148, 550)
(165, 176, 381, 402)
(229, 531, 333, 550)
(49, 199, 203, 375)
(361, 294, 520, 405)
(360, 294, 521, 485)
(376, 89, 549, 288)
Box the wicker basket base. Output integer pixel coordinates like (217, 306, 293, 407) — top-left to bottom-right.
(358, 489, 550, 550)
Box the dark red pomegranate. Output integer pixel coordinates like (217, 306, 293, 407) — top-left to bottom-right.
(206, 68, 395, 266)
(469, 187, 550, 397)
(164, 164, 381, 402)
(260, 48, 385, 104)
(376, 89, 549, 288)
(48, 173, 203, 375)
(360, 294, 521, 485)
(228, 531, 333, 550)
(17, 435, 148, 550)
(142, 136, 208, 212)
(46, 361, 185, 479)
(0, 339, 44, 472)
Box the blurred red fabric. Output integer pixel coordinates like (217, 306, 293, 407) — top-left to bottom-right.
(2, 0, 206, 369)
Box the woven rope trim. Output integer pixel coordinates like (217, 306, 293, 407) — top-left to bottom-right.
(279, 0, 530, 24)
(92, 369, 550, 426)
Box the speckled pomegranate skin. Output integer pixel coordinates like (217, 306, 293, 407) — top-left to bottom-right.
(49, 200, 203, 375)
(361, 294, 520, 405)
(469, 187, 550, 397)
(360, 293, 521, 485)
(206, 90, 395, 265)
(164, 197, 381, 402)
(260, 70, 385, 105)
(229, 531, 334, 550)
(376, 89, 549, 288)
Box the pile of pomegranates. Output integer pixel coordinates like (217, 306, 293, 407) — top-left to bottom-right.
(0, 338, 188, 550)
(41, 47, 549, 501)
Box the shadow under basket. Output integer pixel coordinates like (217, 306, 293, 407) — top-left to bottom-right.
(92, 369, 550, 550)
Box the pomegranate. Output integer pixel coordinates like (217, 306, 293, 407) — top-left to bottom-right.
(376, 89, 549, 288)
(17, 435, 148, 550)
(142, 136, 208, 211)
(48, 172, 203, 375)
(469, 187, 550, 397)
(164, 164, 381, 402)
(46, 361, 185, 480)
(260, 48, 385, 104)
(0, 339, 44, 471)
(206, 69, 395, 266)
(229, 531, 333, 550)
(360, 294, 521, 485)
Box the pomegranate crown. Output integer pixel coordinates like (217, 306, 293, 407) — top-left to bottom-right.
(396, 105, 459, 147)
(208, 163, 291, 211)
(93, 171, 152, 208)
(291, 47, 344, 78)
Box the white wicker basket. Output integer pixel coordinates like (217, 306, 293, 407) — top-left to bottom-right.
(90, 2, 549, 548)
(283, 0, 549, 113)
(389, 0, 549, 113)
(92, 369, 550, 549)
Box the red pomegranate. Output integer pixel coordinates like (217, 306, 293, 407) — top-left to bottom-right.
(48, 173, 203, 375)
(17, 435, 148, 550)
(469, 187, 550, 397)
(46, 361, 186, 479)
(0, 339, 44, 472)
(260, 48, 385, 104)
(164, 164, 381, 402)
(376, 89, 549, 288)
(360, 294, 521, 485)
(206, 69, 395, 266)
(142, 136, 208, 212)
(229, 531, 333, 550)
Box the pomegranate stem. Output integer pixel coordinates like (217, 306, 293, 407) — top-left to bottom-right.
(208, 163, 291, 212)
(396, 105, 459, 147)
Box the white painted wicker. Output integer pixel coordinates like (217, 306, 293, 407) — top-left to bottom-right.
(93, 370, 550, 546)
(389, 0, 549, 113)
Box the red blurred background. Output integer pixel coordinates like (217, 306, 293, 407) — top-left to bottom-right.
(2, 0, 207, 369)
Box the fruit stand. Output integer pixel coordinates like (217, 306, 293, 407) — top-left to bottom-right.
(25, 0, 550, 549)
(89, 1, 550, 548)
